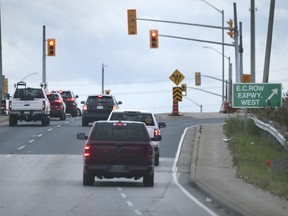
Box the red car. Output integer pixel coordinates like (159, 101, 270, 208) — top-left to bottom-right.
(47, 92, 66, 120)
(1, 100, 6, 114)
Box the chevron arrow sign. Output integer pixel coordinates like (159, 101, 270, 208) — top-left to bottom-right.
(173, 87, 182, 102)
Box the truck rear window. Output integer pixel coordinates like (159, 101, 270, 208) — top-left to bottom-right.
(89, 122, 150, 142)
(14, 89, 44, 99)
(109, 113, 155, 126)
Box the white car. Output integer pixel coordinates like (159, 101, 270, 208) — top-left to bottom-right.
(107, 110, 166, 166)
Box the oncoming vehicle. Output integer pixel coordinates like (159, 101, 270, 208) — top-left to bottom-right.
(77, 120, 156, 186)
(81, 94, 122, 126)
(46, 92, 66, 120)
(107, 110, 166, 166)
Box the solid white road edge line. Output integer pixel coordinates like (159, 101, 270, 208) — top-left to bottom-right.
(172, 125, 219, 216)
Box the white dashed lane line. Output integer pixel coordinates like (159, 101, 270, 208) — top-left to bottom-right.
(117, 187, 142, 216)
(17, 145, 26, 150)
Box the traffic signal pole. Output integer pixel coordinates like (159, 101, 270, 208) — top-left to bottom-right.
(42, 25, 47, 90)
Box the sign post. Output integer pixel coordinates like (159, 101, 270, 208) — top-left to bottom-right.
(169, 69, 185, 115)
(232, 83, 282, 108)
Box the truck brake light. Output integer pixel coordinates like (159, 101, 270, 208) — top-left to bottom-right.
(84, 145, 91, 158)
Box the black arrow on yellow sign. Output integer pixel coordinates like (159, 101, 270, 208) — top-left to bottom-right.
(173, 87, 182, 102)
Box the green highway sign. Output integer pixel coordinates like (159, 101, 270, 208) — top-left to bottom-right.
(232, 83, 282, 108)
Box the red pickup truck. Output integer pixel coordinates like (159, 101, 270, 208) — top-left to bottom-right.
(77, 120, 158, 186)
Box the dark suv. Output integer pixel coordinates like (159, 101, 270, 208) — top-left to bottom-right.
(59, 90, 78, 117)
(81, 94, 122, 126)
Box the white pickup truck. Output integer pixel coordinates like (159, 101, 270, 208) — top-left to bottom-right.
(8, 82, 50, 126)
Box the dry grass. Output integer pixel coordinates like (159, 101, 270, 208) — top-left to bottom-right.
(224, 116, 288, 200)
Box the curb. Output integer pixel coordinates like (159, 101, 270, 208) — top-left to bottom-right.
(188, 125, 251, 216)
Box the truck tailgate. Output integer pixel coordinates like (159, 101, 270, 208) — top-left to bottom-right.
(87, 142, 151, 165)
(10, 99, 44, 111)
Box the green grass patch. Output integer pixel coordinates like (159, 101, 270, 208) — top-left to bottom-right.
(224, 116, 288, 200)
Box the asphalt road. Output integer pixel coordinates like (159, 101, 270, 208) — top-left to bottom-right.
(0, 114, 225, 216)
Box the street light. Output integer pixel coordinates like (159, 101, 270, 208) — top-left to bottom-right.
(101, 64, 108, 94)
(20, 72, 38, 82)
(203, 46, 232, 103)
(194, 0, 225, 102)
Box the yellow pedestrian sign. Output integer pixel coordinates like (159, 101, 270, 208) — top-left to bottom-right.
(169, 69, 185, 86)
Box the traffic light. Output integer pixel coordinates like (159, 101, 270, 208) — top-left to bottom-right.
(227, 18, 234, 39)
(181, 83, 187, 96)
(47, 39, 56, 56)
(150, 30, 158, 48)
(195, 72, 201, 86)
(127, 9, 137, 35)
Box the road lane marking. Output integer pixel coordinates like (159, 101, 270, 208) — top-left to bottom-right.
(126, 201, 133, 207)
(57, 125, 61, 128)
(134, 210, 142, 216)
(120, 193, 126, 198)
(17, 145, 26, 150)
(48, 128, 53, 132)
(38, 134, 43, 137)
(29, 140, 34, 143)
(172, 126, 219, 216)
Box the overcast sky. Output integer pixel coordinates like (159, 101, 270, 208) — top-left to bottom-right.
(1, 0, 288, 113)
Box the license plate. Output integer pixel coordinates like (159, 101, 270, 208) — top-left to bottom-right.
(24, 111, 30, 115)
(111, 165, 124, 171)
(97, 105, 103, 109)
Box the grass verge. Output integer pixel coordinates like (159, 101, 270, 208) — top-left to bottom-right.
(223, 116, 288, 200)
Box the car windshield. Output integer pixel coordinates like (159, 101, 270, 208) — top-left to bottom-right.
(110, 112, 155, 126)
(89, 122, 149, 142)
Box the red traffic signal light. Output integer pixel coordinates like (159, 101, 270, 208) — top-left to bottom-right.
(47, 39, 56, 56)
(150, 30, 158, 48)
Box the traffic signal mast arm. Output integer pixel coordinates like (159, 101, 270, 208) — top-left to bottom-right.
(137, 18, 235, 47)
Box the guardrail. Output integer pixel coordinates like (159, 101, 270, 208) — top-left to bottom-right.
(249, 115, 288, 150)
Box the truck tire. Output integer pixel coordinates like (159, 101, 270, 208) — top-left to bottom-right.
(143, 171, 154, 187)
(82, 118, 88, 127)
(60, 111, 66, 120)
(41, 116, 48, 126)
(9, 116, 17, 126)
(83, 171, 94, 186)
(155, 154, 159, 166)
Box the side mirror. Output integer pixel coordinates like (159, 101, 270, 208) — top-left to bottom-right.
(152, 135, 162, 141)
(77, 133, 87, 140)
(80, 101, 85, 105)
(158, 122, 166, 128)
(117, 101, 122, 105)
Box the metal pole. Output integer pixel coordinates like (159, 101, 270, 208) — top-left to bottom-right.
(239, 22, 244, 77)
(102, 64, 104, 94)
(42, 26, 46, 84)
(251, 0, 256, 83)
(221, 10, 225, 102)
(229, 60, 233, 103)
(263, 0, 275, 83)
(233, 3, 241, 83)
(0, 3, 3, 100)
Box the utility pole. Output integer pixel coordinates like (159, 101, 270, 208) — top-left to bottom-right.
(233, 3, 241, 83)
(251, 0, 256, 83)
(0, 3, 3, 100)
(42, 25, 47, 90)
(263, 0, 275, 83)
